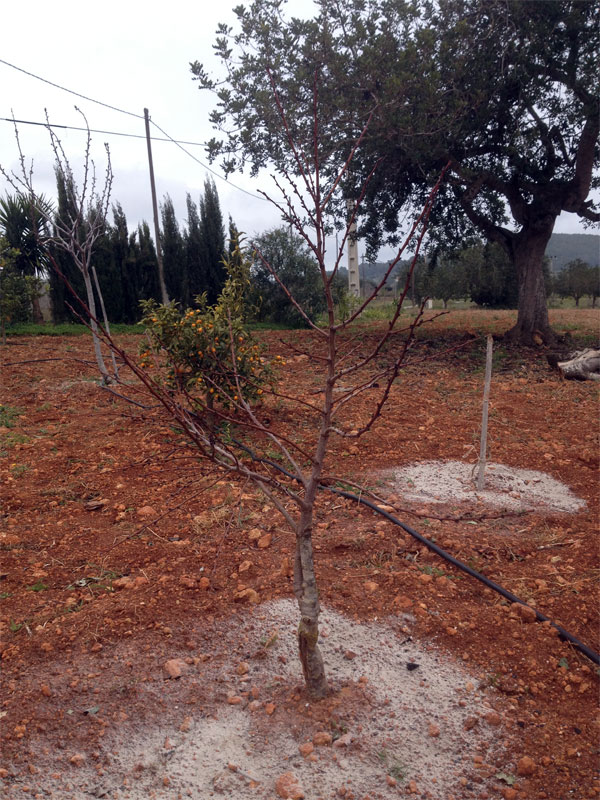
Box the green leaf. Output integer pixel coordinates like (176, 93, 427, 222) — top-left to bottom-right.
(27, 581, 48, 592)
(558, 657, 569, 670)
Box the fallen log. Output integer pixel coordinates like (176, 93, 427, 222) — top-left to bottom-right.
(547, 348, 600, 381)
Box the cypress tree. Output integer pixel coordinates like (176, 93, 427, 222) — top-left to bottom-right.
(161, 195, 185, 305)
(134, 221, 161, 304)
(227, 214, 240, 257)
(109, 203, 137, 323)
(184, 193, 204, 306)
(88, 213, 122, 322)
(199, 178, 225, 305)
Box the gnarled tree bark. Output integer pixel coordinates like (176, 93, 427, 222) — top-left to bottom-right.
(504, 224, 556, 347)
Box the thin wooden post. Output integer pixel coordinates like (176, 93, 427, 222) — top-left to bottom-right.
(476, 334, 494, 490)
(144, 108, 169, 304)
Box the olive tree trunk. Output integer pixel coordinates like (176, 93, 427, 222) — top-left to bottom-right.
(504, 225, 556, 346)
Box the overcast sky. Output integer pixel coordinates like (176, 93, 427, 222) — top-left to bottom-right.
(0, 0, 594, 269)
(1, 1, 298, 241)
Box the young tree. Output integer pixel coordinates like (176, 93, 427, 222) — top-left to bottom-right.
(1, 110, 116, 381)
(192, 0, 599, 345)
(424, 252, 468, 309)
(396, 256, 430, 308)
(590, 266, 600, 308)
(554, 258, 597, 306)
(48, 170, 85, 323)
(93, 74, 446, 697)
(250, 227, 326, 326)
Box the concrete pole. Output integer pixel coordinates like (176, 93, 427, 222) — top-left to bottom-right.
(346, 199, 360, 298)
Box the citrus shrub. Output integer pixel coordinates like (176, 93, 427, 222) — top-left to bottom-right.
(139, 240, 274, 412)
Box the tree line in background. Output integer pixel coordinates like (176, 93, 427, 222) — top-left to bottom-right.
(1, 178, 598, 335)
(0, 176, 235, 326)
(49, 175, 231, 324)
(392, 244, 599, 310)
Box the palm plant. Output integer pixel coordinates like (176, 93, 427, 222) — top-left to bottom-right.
(0, 192, 54, 322)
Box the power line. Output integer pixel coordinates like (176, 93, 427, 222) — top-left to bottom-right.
(0, 115, 208, 147)
(150, 117, 267, 201)
(1, 113, 267, 201)
(0, 57, 144, 120)
(0, 56, 268, 202)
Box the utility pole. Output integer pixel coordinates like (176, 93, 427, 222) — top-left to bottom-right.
(346, 199, 360, 298)
(144, 108, 169, 304)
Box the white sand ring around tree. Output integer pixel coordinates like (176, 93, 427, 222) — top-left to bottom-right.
(386, 461, 586, 514)
(29, 600, 508, 800)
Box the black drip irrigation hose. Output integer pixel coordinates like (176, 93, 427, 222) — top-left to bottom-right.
(233, 438, 599, 666)
(330, 488, 599, 666)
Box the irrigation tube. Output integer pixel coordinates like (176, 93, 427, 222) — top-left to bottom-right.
(328, 488, 600, 667)
(233, 439, 599, 666)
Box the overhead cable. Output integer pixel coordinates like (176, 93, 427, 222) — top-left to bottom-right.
(0, 57, 268, 202)
(0, 57, 144, 120)
(149, 117, 267, 201)
(0, 115, 208, 147)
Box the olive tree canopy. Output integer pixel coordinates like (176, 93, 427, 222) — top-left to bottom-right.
(192, 0, 599, 344)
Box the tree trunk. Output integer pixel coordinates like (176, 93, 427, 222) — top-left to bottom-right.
(504, 225, 556, 346)
(549, 349, 600, 381)
(82, 269, 111, 383)
(294, 509, 328, 698)
(91, 265, 119, 380)
(32, 296, 44, 324)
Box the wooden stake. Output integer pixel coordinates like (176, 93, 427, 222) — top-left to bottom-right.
(476, 335, 494, 490)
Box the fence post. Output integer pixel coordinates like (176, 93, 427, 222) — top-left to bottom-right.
(476, 335, 494, 490)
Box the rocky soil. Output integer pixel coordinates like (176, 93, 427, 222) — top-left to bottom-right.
(1, 309, 598, 799)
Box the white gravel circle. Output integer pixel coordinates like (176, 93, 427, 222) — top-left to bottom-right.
(388, 460, 585, 514)
(21, 601, 510, 800)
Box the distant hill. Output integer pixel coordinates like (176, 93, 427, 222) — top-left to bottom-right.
(357, 235, 600, 280)
(331, 233, 599, 285)
(358, 261, 405, 283)
(545, 233, 599, 273)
